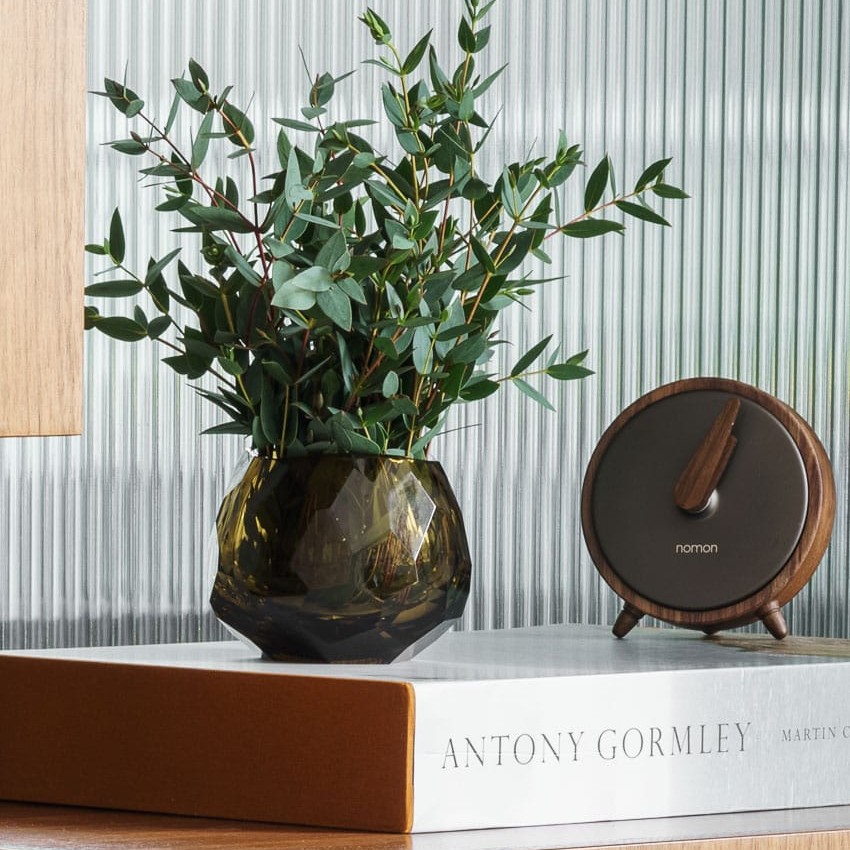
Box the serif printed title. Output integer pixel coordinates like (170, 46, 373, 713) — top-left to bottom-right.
(441, 722, 751, 769)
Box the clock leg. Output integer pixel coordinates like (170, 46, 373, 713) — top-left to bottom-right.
(613, 603, 644, 638)
(758, 601, 788, 640)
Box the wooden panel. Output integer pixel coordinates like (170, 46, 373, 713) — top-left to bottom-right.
(0, 0, 85, 436)
(0, 803, 848, 850)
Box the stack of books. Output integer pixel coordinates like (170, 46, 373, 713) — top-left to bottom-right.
(1, 623, 849, 832)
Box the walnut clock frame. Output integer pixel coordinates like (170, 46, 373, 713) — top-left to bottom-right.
(581, 378, 835, 640)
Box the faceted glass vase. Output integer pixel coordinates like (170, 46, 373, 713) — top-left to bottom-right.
(210, 454, 472, 662)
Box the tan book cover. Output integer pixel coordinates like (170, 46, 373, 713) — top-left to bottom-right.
(0, 653, 415, 831)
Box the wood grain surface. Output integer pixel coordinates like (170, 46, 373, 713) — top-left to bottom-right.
(0, 803, 848, 850)
(0, 0, 85, 436)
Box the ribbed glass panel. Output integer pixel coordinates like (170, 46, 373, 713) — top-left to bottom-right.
(1, 0, 848, 648)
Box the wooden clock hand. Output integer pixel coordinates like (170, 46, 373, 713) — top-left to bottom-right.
(673, 397, 741, 514)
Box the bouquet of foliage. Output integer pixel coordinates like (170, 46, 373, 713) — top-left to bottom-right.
(86, 0, 686, 458)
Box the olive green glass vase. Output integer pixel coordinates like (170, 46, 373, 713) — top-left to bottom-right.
(210, 454, 472, 662)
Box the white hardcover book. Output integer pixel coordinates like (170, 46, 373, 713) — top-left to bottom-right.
(2, 624, 849, 832)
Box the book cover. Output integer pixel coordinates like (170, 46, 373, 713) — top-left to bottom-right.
(1, 624, 850, 832)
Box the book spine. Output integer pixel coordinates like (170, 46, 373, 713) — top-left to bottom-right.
(411, 663, 850, 831)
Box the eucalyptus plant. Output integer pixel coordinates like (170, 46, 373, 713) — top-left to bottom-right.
(86, 0, 686, 459)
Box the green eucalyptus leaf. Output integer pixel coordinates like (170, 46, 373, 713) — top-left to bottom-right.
(202, 421, 252, 436)
(408, 415, 448, 457)
(314, 229, 348, 271)
(392, 397, 418, 416)
(262, 360, 293, 385)
(435, 322, 474, 343)
(148, 316, 172, 339)
(311, 71, 348, 108)
(191, 111, 215, 168)
(469, 235, 497, 274)
(500, 167, 522, 219)
(344, 430, 382, 455)
(412, 326, 434, 374)
(109, 139, 147, 155)
(513, 377, 555, 411)
(294, 211, 340, 229)
(474, 25, 491, 52)
(458, 90, 474, 121)
(652, 183, 690, 200)
(510, 334, 552, 377)
(266, 238, 294, 260)
(260, 377, 282, 444)
(162, 354, 191, 376)
(366, 180, 404, 209)
(252, 416, 269, 451)
(353, 152, 377, 169)
(144, 248, 182, 284)
(224, 246, 262, 286)
(458, 16, 476, 52)
(460, 378, 499, 401)
(428, 46, 450, 93)
(221, 102, 255, 147)
(362, 57, 401, 76)
(382, 370, 400, 397)
(584, 156, 610, 212)
(108, 209, 125, 264)
(156, 192, 190, 212)
(183, 336, 218, 359)
(171, 77, 210, 112)
(188, 58, 209, 93)
(273, 117, 320, 132)
(461, 177, 489, 201)
(402, 30, 432, 74)
(374, 336, 399, 360)
(101, 78, 145, 116)
(316, 285, 352, 331)
(301, 105, 327, 120)
(290, 266, 333, 292)
(547, 362, 594, 380)
(271, 259, 294, 291)
(94, 316, 148, 342)
(472, 63, 507, 98)
(182, 205, 255, 233)
(381, 84, 406, 128)
(336, 275, 368, 305)
(447, 334, 486, 364)
(163, 90, 181, 134)
(270, 286, 316, 311)
(561, 218, 625, 238)
(85, 279, 143, 298)
(634, 157, 672, 192)
(616, 200, 670, 227)
(362, 400, 400, 426)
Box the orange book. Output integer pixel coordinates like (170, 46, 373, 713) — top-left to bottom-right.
(4, 626, 850, 832)
(0, 647, 414, 831)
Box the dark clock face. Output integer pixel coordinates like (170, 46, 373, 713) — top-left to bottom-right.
(588, 389, 809, 611)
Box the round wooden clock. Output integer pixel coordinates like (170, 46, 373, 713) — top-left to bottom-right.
(581, 378, 835, 639)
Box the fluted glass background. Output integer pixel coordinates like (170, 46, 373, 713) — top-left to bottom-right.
(1, 0, 849, 649)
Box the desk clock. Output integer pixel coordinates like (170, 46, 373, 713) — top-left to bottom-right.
(581, 378, 835, 639)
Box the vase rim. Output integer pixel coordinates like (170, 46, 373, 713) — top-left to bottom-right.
(254, 451, 445, 467)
